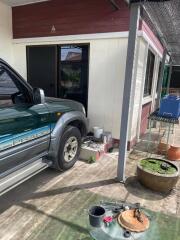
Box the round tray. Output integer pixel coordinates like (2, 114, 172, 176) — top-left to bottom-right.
(118, 209, 150, 232)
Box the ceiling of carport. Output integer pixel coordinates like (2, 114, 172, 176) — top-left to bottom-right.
(136, 0, 180, 65)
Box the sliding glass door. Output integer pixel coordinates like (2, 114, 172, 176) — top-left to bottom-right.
(27, 44, 89, 110)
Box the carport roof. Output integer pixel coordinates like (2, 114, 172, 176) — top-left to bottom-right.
(130, 0, 180, 65)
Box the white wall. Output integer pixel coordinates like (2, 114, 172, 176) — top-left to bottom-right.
(13, 44, 27, 78)
(0, 1, 13, 64)
(129, 36, 162, 142)
(12, 37, 128, 139)
(88, 38, 127, 138)
(128, 38, 148, 141)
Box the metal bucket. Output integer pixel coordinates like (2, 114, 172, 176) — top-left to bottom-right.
(89, 206, 105, 228)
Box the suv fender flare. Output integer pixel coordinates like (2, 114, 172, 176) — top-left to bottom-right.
(48, 111, 88, 163)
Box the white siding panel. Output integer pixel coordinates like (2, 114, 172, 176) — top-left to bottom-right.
(129, 38, 148, 140)
(0, 2, 13, 64)
(13, 44, 27, 78)
(88, 38, 127, 138)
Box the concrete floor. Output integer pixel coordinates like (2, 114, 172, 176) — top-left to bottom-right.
(0, 149, 179, 240)
(0, 124, 179, 240)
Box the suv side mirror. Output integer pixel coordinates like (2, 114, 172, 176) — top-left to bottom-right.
(33, 88, 45, 104)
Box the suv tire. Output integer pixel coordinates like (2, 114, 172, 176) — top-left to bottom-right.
(57, 126, 81, 171)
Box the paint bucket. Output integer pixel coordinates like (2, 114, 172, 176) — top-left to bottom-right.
(93, 127, 103, 139)
(88, 205, 105, 228)
(102, 131, 112, 144)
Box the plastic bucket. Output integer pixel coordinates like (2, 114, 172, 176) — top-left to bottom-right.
(93, 127, 103, 139)
(102, 131, 112, 144)
(88, 206, 105, 228)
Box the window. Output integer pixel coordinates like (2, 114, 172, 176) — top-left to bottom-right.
(58, 45, 89, 110)
(144, 50, 155, 97)
(0, 66, 29, 107)
(170, 66, 180, 88)
(0, 67, 19, 106)
(0, 67, 18, 96)
(59, 45, 88, 94)
(61, 46, 83, 62)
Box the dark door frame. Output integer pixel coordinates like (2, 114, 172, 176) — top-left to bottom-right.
(26, 43, 90, 110)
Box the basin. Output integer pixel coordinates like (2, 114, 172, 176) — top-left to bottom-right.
(137, 158, 179, 193)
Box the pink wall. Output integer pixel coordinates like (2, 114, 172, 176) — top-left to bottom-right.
(140, 102, 151, 136)
(140, 20, 164, 55)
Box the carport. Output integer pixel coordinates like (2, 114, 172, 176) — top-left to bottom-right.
(0, 1, 180, 239)
(118, 0, 180, 181)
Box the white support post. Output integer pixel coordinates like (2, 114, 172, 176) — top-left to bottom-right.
(117, 3, 140, 182)
(166, 61, 172, 94)
(156, 49, 167, 107)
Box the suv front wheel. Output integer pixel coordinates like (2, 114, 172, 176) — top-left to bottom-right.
(57, 126, 81, 170)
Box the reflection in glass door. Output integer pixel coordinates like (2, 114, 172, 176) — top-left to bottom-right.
(58, 45, 89, 111)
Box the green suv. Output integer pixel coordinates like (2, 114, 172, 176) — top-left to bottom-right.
(0, 59, 88, 195)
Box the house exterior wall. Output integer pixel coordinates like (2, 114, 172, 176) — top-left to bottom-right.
(12, 0, 130, 39)
(13, 32, 161, 142)
(128, 32, 162, 143)
(12, 35, 128, 139)
(88, 38, 127, 138)
(140, 102, 151, 136)
(139, 48, 162, 138)
(0, 1, 13, 64)
(3, 0, 164, 146)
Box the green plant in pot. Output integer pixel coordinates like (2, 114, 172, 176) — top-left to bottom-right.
(137, 158, 179, 193)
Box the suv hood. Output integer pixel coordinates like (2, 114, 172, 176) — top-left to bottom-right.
(45, 97, 85, 114)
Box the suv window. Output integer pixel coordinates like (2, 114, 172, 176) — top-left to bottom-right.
(0, 66, 29, 107)
(0, 68, 18, 96)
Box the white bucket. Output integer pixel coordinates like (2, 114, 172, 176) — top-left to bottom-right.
(93, 127, 103, 139)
